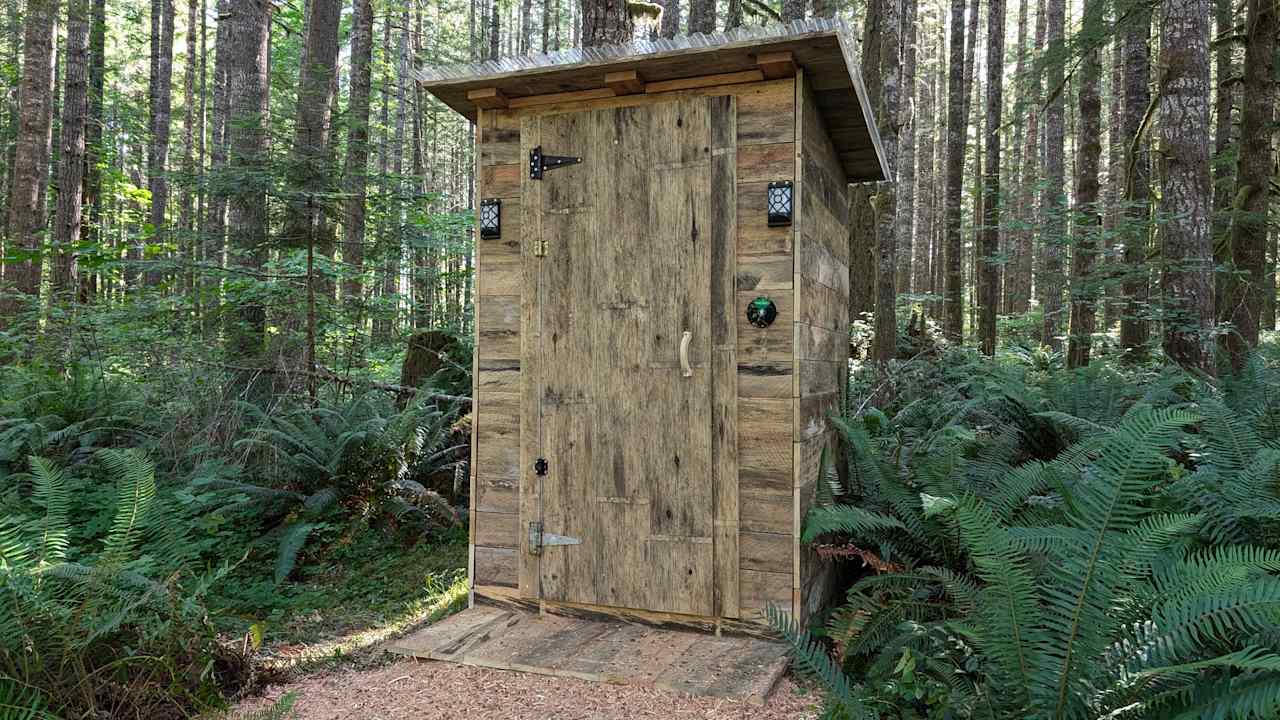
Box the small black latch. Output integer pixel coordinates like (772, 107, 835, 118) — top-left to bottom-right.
(534, 457, 548, 476)
(529, 146, 582, 180)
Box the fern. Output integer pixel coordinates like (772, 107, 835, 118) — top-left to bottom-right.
(767, 605, 877, 719)
(97, 449, 157, 567)
(274, 523, 318, 584)
(0, 679, 55, 720)
(238, 692, 299, 720)
(26, 458, 68, 567)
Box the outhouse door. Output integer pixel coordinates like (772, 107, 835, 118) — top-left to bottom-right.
(521, 97, 728, 616)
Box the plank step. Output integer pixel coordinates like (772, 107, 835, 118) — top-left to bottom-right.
(387, 605, 790, 705)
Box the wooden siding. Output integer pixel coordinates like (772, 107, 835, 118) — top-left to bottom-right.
(793, 71, 850, 624)
(472, 78, 801, 624)
(471, 107, 523, 589)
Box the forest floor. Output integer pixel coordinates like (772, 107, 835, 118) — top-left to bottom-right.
(230, 658, 821, 719)
(220, 528, 819, 719)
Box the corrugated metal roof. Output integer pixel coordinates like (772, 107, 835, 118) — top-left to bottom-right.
(415, 18, 855, 85)
(414, 18, 891, 183)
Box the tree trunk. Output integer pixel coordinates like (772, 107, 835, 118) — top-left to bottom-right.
(79, 0, 104, 303)
(280, 0, 341, 255)
(660, 0, 679, 36)
(179, 0, 197, 299)
(1065, 0, 1101, 368)
(222, 0, 271, 364)
(342, 0, 373, 313)
(1100, 27, 1124, 329)
(688, 0, 714, 33)
(51, 0, 90, 302)
(0, 0, 58, 330)
(488, 0, 499, 59)
(202, 0, 230, 333)
(520, 0, 532, 52)
(894, 0, 917, 297)
(941, 0, 966, 342)
(146, 0, 175, 287)
(1222, 0, 1277, 371)
(978, 0, 1003, 355)
(1039, 0, 1066, 349)
(781, 0, 804, 22)
(1157, 0, 1214, 374)
(871, 0, 902, 368)
(582, 0, 632, 45)
(912, 9, 937, 301)
(1118, 2, 1151, 356)
(1211, 0, 1236, 319)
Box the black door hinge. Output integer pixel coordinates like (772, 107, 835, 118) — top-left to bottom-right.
(529, 146, 582, 180)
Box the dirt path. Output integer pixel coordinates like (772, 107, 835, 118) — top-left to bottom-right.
(233, 657, 821, 719)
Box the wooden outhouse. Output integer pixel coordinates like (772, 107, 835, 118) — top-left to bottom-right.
(419, 20, 889, 629)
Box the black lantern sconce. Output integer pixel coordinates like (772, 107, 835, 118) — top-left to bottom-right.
(746, 296, 778, 328)
(767, 181, 793, 227)
(479, 199, 501, 239)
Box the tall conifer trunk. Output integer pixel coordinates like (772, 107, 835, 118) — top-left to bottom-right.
(223, 0, 271, 365)
(1157, 0, 1214, 373)
(1223, 0, 1278, 371)
(146, 0, 175, 287)
(52, 0, 90, 301)
(1039, 0, 1066, 349)
(1066, 0, 1101, 367)
(978, 0, 1003, 355)
(1118, 1, 1151, 356)
(941, 0, 967, 341)
(342, 0, 374, 314)
(0, 0, 58, 330)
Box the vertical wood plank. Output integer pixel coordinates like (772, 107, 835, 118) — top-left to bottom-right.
(518, 114, 542, 599)
(470, 112, 484, 608)
(791, 70, 805, 620)
(709, 94, 739, 619)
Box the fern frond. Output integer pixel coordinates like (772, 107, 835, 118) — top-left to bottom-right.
(940, 495, 1042, 712)
(239, 692, 299, 720)
(274, 523, 318, 584)
(802, 505, 906, 543)
(766, 604, 876, 719)
(97, 449, 157, 567)
(0, 678, 55, 720)
(27, 457, 69, 566)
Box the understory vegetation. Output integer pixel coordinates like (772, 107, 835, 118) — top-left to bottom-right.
(775, 341, 1280, 719)
(0, 348, 471, 719)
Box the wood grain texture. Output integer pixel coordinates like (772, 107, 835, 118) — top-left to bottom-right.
(709, 95, 740, 619)
(520, 99, 719, 617)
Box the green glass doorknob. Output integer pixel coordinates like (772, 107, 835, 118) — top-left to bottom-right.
(746, 297, 778, 328)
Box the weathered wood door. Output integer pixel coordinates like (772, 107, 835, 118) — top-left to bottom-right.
(520, 97, 730, 616)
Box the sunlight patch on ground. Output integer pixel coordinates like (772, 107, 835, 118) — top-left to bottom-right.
(257, 573, 469, 675)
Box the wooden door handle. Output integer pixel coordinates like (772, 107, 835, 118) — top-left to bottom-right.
(680, 331, 693, 377)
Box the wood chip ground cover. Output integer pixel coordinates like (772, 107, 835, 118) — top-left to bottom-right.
(232, 658, 821, 719)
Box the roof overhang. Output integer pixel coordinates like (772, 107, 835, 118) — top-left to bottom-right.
(415, 19, 892, 184)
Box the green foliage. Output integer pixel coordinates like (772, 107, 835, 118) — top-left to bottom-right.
(203, 391, 466, 583)
(776, 350, 1280, 720)
(0, 451, 239, 719)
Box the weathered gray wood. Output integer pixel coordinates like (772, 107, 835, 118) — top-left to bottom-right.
(389, 605, 789, 705)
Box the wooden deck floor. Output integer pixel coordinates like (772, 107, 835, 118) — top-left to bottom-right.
(386, 605, 791, 705)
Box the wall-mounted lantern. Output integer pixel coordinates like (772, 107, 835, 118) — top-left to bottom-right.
(746, 296, 778, 328)
(480, 199, 501, 239)
(767, 181, 793, 227)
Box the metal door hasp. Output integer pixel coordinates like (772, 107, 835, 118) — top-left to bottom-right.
(528, 521, 580, 555)
(529, 146, 582, 179)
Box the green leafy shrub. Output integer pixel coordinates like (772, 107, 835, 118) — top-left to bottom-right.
(779, 354, 1280, 720)
(201, 392, 466, 584)
(0, 451, 245, 719)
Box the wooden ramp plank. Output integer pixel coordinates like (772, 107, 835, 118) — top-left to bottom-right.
(387, 606, 789, 705)
(653, 633, 790, 705)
